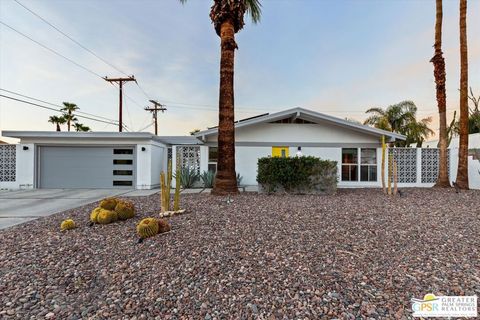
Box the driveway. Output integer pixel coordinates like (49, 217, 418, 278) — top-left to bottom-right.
(0, 188, 158, 230)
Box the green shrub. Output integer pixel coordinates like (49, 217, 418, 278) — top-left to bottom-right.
(257, 156, 337, 194)
(200, 171, 215, 188)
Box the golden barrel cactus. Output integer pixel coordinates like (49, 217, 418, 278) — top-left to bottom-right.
(90, 207, 102, 223)
(136, 218, 159, 239)
(96, 209, 117, 225)
(99, 197, 118, 210)
(60, 219, 76, 231)
(115, 200, 135, 220)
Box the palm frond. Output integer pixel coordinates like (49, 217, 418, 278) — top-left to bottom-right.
(245, 0, 262, 23)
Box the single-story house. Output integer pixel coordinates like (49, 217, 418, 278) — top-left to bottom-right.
(1, 107, 409, 189)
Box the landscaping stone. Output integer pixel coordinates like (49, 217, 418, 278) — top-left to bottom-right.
(0, 188, 478, 318)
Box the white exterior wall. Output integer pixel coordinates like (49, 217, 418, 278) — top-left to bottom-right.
(235, 146, 271, 185)
(136, 143, 166, 190)
(0, 144, 35, 189)
(232, 123, 381, 144)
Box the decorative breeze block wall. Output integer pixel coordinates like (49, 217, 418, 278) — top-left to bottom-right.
(388, 148, 417, 183)
(176, 146, 201, 174)
(0, 145, 16, 182)
(421, 148, 450, 183)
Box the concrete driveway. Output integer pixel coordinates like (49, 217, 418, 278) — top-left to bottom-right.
(0, 188, 158, 230)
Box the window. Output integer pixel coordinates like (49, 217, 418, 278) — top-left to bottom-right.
(113, 159, 133, 165)
(341, 148, 378, 182)
(113, 170, 133, 176)
(360, 149, 377, 181)
(341, 148, 358, 181)
(208, 147, 218, 173)
(113, 180, 132, 186)
(113, 149, 133, 155)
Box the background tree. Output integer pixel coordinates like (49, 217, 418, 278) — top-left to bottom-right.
(61, 102, 79, 132)
(48, 115, 66, 132)
(73, 123, 91, 132)
(456, 0, 469, 189)
(430, 0, 450, 187)
(405, 117, 435, 147)
(180, 0, 261, 195)
(363, 101, 433, 146)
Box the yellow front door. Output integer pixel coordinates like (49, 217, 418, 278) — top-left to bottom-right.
(272, 146, 289, 158)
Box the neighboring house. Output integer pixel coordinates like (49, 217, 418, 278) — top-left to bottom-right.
(422, 133, 480, 149)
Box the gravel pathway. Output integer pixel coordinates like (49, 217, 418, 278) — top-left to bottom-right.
(0, 188, 479, 319)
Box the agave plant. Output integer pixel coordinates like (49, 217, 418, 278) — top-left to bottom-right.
(236, 173, 243, 186)
(200, 171, 216, 188)
(174, 167, 200, 188)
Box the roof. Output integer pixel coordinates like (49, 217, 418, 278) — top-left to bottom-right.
(0, 139, 8, 144)
(1, 131, 203, 145)
(195, 107, 406, 141)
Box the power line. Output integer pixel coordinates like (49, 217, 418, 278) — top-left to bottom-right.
(0, 94, 118, 126)
(13, 0, 129, 77)
(0, 20, 104, 79)
(0, 88, 117, 122)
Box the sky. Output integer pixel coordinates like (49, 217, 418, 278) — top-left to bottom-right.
(0, 0, 479, 143)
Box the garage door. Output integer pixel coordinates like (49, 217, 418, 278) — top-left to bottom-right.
(38, 146, 135, 188)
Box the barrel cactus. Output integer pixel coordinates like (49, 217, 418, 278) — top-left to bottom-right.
(90, 207, 102, 223)
(158, 219, 171, 234)
(96, 209, 118, 225)
(60, 219, 76, 231)
(115, 200, 135, 220)
(99, 197, 118, 210)
(136, 218, 159, 239)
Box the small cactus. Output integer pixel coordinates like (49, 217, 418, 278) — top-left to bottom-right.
(96, 209, 117, 225)
(136, 218, 159, 239)
(90, 207, 102, 223)
(60, 219, 76, 231)
(158, 219, 171, 233)
(115, 200, 135, 220)
(99, 197, 118, 210)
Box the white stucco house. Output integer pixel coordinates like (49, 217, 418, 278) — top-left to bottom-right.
(1, 107, 477, 190)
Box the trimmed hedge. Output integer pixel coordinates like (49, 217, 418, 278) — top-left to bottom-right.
(257, 156, 337, 194)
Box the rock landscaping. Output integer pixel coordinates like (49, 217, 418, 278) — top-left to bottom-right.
(0, 188, 479, 319)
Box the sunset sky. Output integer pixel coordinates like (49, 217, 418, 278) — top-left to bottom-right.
(0, 0, 479, 142)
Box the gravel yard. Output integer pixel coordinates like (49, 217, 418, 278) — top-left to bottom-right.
(0, 188, 479, 319)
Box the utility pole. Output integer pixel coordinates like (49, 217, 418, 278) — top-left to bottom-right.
(104, 75, 136, 132)
(144, 100, 166, 135)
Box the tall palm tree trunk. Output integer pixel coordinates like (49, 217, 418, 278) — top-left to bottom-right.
(67, 110, 71, 132)
(431, 0, 450, 187)
(212, 20, 238, 195)
(456, 0, 469, 189)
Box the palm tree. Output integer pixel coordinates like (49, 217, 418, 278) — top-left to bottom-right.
(430, 0, 450, 187)
(456, 0, 469, 189)
(405, 117, 435, 147)
(48, 115, 66, 131)
(73, 123, 91, 132)
(61, 102, 79, 132)
(364, 101, 433, 147)
(179, 0, 261, 195)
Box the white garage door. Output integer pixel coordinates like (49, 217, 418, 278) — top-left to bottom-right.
(38, 146, 135, 188)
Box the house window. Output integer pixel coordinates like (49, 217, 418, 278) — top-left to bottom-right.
(341, 148, 358, 181)
(272, 146, 289, 158)
(113, 180, 133, 186)
(113, 170, 133, 176)
(360, 148, 377, 181)
(113, 149, 133, 154)
(113, 159, 133, 165)
(208, 147, 218, 173)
